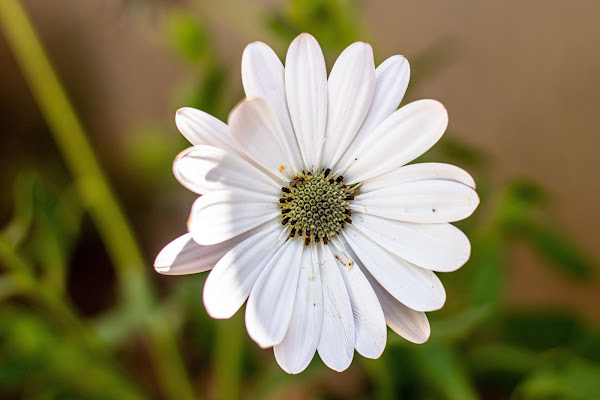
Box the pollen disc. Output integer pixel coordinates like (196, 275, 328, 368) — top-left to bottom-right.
(279, 169, 353, 245)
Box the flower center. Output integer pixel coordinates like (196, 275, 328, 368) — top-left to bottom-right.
(280, 169, 353, 246)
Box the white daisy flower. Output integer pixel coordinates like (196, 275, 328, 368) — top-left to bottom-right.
(155, 33, 479, 374)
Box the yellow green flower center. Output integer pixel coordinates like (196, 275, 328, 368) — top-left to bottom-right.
(280, 169, 353, 245)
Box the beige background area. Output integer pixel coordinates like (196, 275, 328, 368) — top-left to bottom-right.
(8, 0, 600, 317)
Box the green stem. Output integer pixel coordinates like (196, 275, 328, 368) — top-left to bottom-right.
(363, 355, 394, 400)
(212, 316, 244, 400)
(0, 235, 101, 354)
(0, 2, 196, 399)
(0, 237, 148, 399)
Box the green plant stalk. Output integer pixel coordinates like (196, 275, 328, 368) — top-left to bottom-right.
(0, 2, 196, 399)
(0, 235, 100, 353)
(212, 317, 244, 400)
(362, 355, 394, 400)
(0, 238, 148, 398)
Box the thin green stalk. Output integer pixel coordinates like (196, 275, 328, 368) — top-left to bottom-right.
(0, 0, 146, 307)
(212, 316, 244, 400)
(0, 276, 19, 302)
(0, 235, 100, 353)
(363, 354, 394, 400)
(0, 2, 196, 399)
(0, 237, 148, 399)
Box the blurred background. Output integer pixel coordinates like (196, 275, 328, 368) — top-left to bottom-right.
(1, 0, 599, 399)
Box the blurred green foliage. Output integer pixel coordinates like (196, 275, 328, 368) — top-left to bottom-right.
(166, 10, 233, 120)
(268, 0, 363, 55)
(1, 0, 598, 399)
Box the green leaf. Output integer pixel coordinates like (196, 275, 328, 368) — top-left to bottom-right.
(403, 38, 457, 99)
(166, 11, 210, 63)
(517, 219, 594, 280)
(516, 354, 600, 400)
(122, 125, 179, 184)
(430, 305, 494, 343)
(497, 180, 594, 280)
(469, 343, 537, 377)
(576, 327, 600, 363)
(362, 355, 395, 400)
(249, 363, 325, 400)
(2, 171, 37, 246)
(267, 0, 363, 55)
(190, 64, 228, 118)
(502, 311, 583, 351)
(410, 344, 478, 400)
(468, 236, 504, 307)
(24, 176, 83, 291)
(0, 307, 146, 400)
(498, 180, 548, 224)
(436, 136, 487, 168)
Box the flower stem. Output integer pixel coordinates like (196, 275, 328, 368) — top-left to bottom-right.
(212, 316, 244, 400)
(363, 355, 394, 400)
(0, 234, 102, 355)
(0, 2, 196, 399)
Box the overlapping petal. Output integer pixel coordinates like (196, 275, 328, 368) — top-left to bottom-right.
(351, 213, 471, 272)
(360, 162, 476, 193)
(175, 107, 241, 156)
(229, 97, 299, 180)
(317, 245, 355, 371)
(335, 55, 410, 171)
(242, 42, 303, 169)
(246, 239, 304, 348)
(342, 243, 431, 343)
(274, 246, 323, 374)
(203, 222, 283, 319)
(362, 265, 431, 344)
(188, 189, 280, 246)
(320, 42, 376, 167)
(343, 225, 446, 312)
(329, 243, 387, 359)
(351, 179, 480, 223)
(173, 145, 281, 196)
(353, 214, 471, 272)
(155, 232, 251, 276)
(285, 33, 328, 171)
(343, 99, 449, 183)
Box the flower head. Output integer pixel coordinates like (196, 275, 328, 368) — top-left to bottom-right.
(155, 33, 479, 373)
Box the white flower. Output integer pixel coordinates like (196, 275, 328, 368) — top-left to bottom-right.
(155, 33, 479, 374)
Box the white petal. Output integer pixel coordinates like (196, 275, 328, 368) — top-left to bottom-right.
(317, 244, 355, 372)
(246, 239, 304, 348)
(203, 222, 283, 319)
(175, 108, 239, 154)
(173, 145, 280, 196)
(321, 42, 376, 167)
(285, 33, 328, 171)
(342, 225, 446, 312)
(361, 265, 430, 344)
(343, 100, 449, 183)
(188, 190, 280, 246)
(360, 162, 476, 193)
(229, 98, 298, 179)
(351, 180, 480, 223)
(335, 55, 410, 171)
(352, 213, 471, 272)
(242, 42, 303, 169)
(329, 243, 386, 359)
(274, 246, 323, 374)
(154, 233, 228, 275)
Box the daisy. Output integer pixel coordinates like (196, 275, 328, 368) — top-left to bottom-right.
(155, 33, 479, 374)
